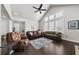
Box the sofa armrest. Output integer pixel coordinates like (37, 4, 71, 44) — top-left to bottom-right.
(57, 33, 62, 38)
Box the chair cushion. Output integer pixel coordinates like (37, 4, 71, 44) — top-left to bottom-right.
(11, 32, 21, 42)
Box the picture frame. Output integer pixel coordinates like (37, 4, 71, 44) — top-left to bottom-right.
(68, 20, 79, 29)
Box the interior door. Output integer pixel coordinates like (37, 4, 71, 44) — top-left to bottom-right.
(14, 22, 20, 32)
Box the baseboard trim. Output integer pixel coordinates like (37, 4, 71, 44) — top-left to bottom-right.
(62, 38, 79, 45)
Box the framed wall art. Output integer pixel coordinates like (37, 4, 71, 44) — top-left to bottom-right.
(68, 20, 79, 29)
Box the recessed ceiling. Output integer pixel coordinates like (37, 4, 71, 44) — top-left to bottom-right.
(10, 4, 50, 20)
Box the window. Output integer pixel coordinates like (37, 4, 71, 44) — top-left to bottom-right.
(44, 22, 49, 31)
(49, 14, 55, 31)
(44, 17, 49, 31)
(44, 15, 55, 31)
(49, 21, 55, 31)
(44, 10, 64, 32)
(49, 15, 54, 21)
(49, 21, 54, 27)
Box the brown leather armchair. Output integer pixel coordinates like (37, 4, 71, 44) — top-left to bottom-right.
(6, 32, 29, 52)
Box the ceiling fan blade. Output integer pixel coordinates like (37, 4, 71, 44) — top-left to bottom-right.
(32, 6, 38, 9)
(39, 11, 42, 14)
(41, 9, 47, 11)
(39, 4, 43, 9)
(34, 10, 38, 13)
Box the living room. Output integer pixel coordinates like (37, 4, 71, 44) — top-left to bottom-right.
(0, 4, 79, 55)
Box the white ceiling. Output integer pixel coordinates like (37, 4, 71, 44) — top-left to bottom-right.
(10, 4, 50, 21)
(1, 5, 10, 19)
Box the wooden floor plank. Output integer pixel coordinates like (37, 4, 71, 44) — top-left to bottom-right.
(15, 39, 75, 55)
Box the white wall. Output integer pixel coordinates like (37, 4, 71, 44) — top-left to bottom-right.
(40, 5, 79, 43)
(1, 5, 10, 36)
(25, 20, 38, 32)
(1, 18, 9, 35)
(13, 16, 38, 32)
(62, 5, 79, 42)
(9, 20, 13, 32)
(1, 15, 38, 35)
(39, 19, 44, 32)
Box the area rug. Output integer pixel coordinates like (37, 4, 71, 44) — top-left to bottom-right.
(30, 37, 51, 49)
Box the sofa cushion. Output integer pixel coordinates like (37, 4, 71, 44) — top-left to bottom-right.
(29, 32, 33, 36)
(26, 31, 42, 40)
(34, 32, 37, 35)
(38, 31, 41, 34)
(45, 34, 57, 37)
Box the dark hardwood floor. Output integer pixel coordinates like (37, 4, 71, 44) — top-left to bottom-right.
(15, 39, 75, 55)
